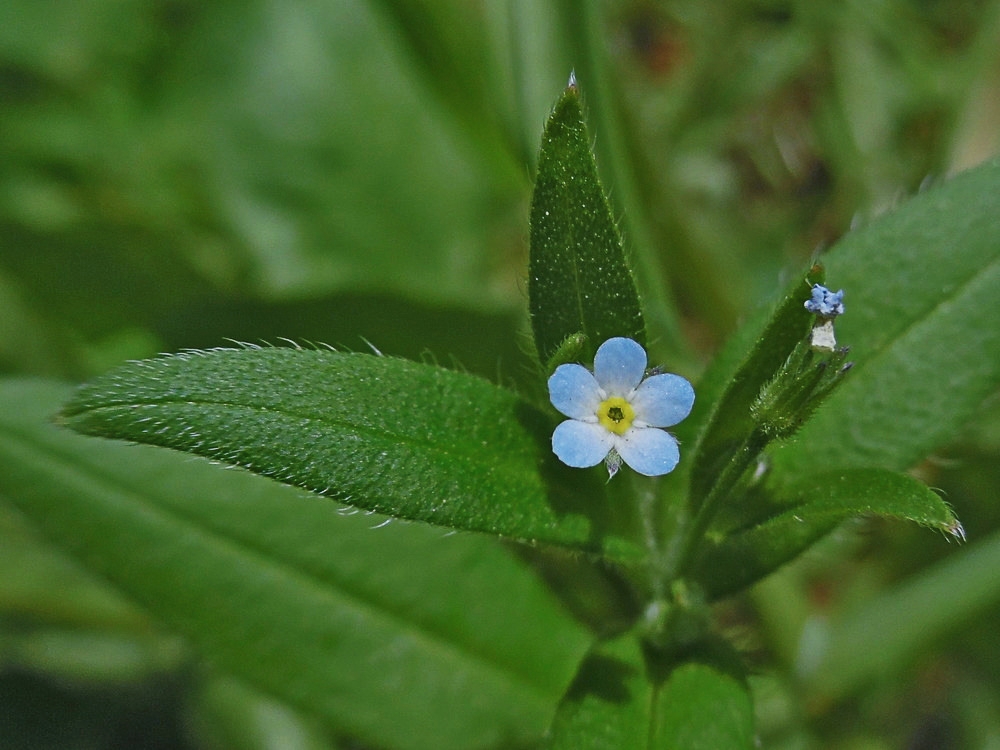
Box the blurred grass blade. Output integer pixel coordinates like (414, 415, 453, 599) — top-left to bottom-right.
(188, 672, 342, 750)
(59, 347, 644, 562)
(802, 528, 1000, 705)
(771, 159, 1000, 481)
(0, 497, 151, 631)
(529, 78, 645, 369)
(2, 379, 592, 750)
(4, 628, 184, 686)
(691, 468, 961, 599)
(547, 636, 754, 749)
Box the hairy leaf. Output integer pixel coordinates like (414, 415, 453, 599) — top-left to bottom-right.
(529, 78, 645, 369)
(58, 347, 644, 561)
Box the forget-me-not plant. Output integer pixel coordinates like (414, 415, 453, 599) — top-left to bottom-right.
(548, 337, 694, 477)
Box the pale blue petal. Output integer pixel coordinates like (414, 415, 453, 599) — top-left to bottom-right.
(548, 364, 603, 419)
(630, 374, 695, 427)
(616, 427, 680, 476)
(593, 337, 646, 396)
(552, 420, 614, 468)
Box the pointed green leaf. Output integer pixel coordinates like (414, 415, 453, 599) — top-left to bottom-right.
(57, 347, 644, 561)
(691, 468, 961, 599)
(529, 79, 645, 369)
(771, 159, 1000, 481)
(1, 379, 592, 750)
(547, 636, 754, 749)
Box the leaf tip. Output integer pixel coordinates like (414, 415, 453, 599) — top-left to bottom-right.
(567, 69, 578, 91)
(944, 518, 966, 542)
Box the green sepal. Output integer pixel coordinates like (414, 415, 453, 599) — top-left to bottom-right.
(544, 331, 589, 375)
(690, 468, 962, 599)
(529, 77, 645, 368)
(58, 347, 645, 561)
(751, 340, 852, 439)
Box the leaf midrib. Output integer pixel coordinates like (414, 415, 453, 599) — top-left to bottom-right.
(68, 395, 537, 477)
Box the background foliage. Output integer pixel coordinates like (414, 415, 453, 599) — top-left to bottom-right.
(2, 1, 1000, 748)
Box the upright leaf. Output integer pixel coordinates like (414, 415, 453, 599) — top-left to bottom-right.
(2, 379, 593, 750)
(546, 637, 649, 750)
(770, 159, 1000, 482)
(57, 347, 644, 561)
(529, 76, 645, 369)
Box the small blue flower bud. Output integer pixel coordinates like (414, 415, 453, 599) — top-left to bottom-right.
(804, 284, 845, 318)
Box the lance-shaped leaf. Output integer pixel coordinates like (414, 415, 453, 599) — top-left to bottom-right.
(690, 468, 962, 599)
(547, 636, 754, 749)
(529, 76, 645, 369)
(58, 347, 644, 562)
(770, 159, 1000, 482)
(2, 379, 593, 750)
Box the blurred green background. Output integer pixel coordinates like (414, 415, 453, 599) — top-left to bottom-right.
(2, 1, 999, 748)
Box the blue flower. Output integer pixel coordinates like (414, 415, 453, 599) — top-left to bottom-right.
(548, 337, 695, 476)
(804, 284, 845, 318)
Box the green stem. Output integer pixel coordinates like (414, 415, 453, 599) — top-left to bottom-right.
(632, 473, 667, 599)
(666, 428, 770, 579)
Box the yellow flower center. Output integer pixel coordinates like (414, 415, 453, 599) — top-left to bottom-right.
(597, 396, 635, 436)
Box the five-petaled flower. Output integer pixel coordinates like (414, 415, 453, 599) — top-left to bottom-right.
(547, 337, 695, 477)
